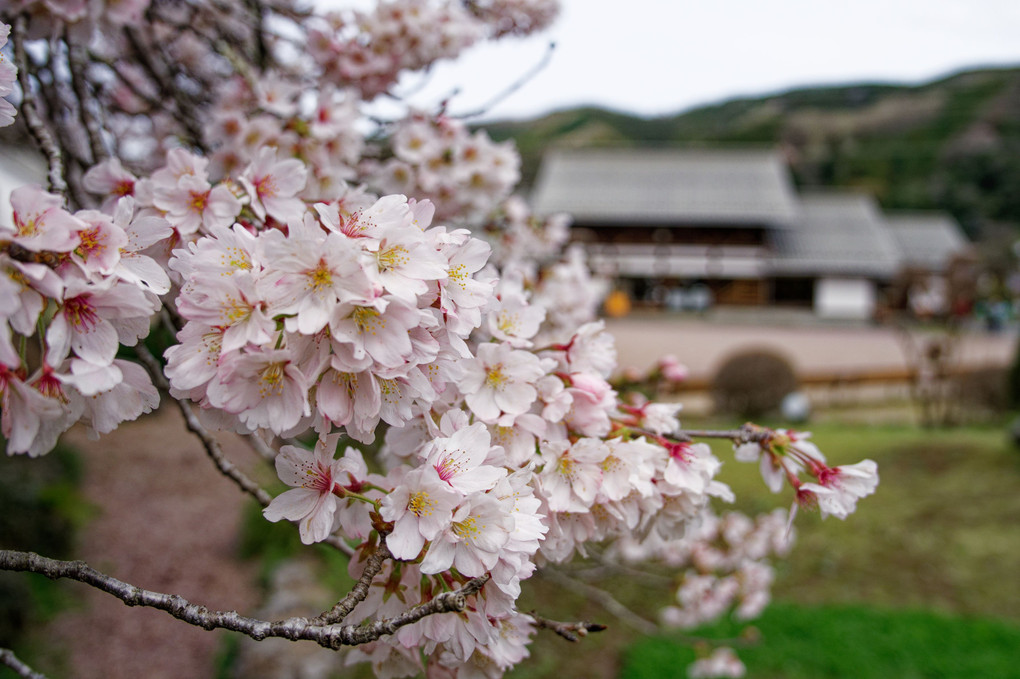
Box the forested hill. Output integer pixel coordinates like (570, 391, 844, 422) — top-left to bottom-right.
(484, 66, 1020, 240)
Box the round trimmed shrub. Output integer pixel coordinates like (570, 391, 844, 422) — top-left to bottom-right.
(712, 350, 798, 417)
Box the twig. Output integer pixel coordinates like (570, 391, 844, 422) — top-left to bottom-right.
(12, 16, 67, 195)
(0, 648, 48, 679)
(244, 429, 279, 462)
(67, 41, 109, 164)
(131, 345, 272, 507)
(312, 541, 392, 624)
(0, 550, 486, 650)
(530, 614, 606, 643)
(452, 41, 556, 119)
(123, 26, 206, 148)
(132, 343, 355, 557)
(540, 568, 657, 635)
(562, 554, 674, 586)
(677, 424, 771, 445)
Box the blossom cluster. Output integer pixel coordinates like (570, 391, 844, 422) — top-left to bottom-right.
(0, 3, 881, 678)
(735, 428, 878, 520)
(165, 182, 491, 444)
(371, 111, 522, 223)
(478, 195, 571, 269)
(464, 0, 561, 38)
(0, 185, 164, 456)
(0, 21, 15, 128)
(3, 0, 150, 30)
(626, 508, 794, 629)
(306, 0, 559, 100)
(308, 0, 484, 100)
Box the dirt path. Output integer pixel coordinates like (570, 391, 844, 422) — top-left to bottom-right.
(43, 406, 262, 679)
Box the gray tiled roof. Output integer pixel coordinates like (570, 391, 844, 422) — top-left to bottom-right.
(884, 212, 970, 272)
(530, 148, 800, 226)
(770, 192, 902, 279)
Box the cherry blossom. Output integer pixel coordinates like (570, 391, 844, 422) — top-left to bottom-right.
(799, 459, 879, 519)
(461, 341, 551, 423)
(380, 466, 461, 560)
(263, 436, 352, 544)
(239, 147, 308, 223)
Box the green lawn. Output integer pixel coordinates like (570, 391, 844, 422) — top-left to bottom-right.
(622, 603, 1020, 679)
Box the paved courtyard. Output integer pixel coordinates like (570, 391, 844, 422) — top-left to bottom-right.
(605, 314, 1018, 380)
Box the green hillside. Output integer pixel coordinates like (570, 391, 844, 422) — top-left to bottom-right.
(485, 67, 1020, 240)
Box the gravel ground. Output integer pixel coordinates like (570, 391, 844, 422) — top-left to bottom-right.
(42, 406, 262, 679)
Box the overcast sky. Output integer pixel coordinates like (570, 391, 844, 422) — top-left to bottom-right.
(378, 0, 1020, 121)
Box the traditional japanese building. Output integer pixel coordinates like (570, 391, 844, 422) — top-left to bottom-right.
(530, 147, 970, 319)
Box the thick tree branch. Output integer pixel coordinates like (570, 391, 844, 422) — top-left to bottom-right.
(0, 550, 487, 650)
(0, 648, 48, 679)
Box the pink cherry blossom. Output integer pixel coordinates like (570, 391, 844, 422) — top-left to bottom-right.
(5, 185, 85, 253)
(206, 346, 311, 434)
(380, 466, 461, 560)
(263, 436, 351, 544)
(799, 459, 879, 519)
(0, 364, 66, 457)
(239, 147, 308, 223)
(152, 173, 241, 235)
(460, 341, 550, 423)
(424, 422, 506, 494)
(538, 438, 607, 512)
(420, 493, 512, 577)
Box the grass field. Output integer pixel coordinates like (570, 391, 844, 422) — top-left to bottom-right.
(508, 420, 1020, 679)
(622, 603, 1020, 679)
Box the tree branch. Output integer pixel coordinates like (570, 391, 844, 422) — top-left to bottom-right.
(133, 343, 355, 556)
(677, 424, 772, 445)
(312, 541, 392, 625)
(12, 16, 67, 195)
(530, 614, 606, 643)
(0, 648, 48, 679)
(67, 41, 109, 164)
(540, 567, 656, 635)
(123, 26, 206, 149)
(131, 344, 274, 508)
(0, 550, 487, 650)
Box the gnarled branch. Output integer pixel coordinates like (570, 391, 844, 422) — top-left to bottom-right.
(0, 550, 488, 650)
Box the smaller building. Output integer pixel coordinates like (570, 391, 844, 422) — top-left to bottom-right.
(771, 192, 901, 318)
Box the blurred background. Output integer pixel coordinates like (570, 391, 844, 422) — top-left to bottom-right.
(4, 1, 1020, 678)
